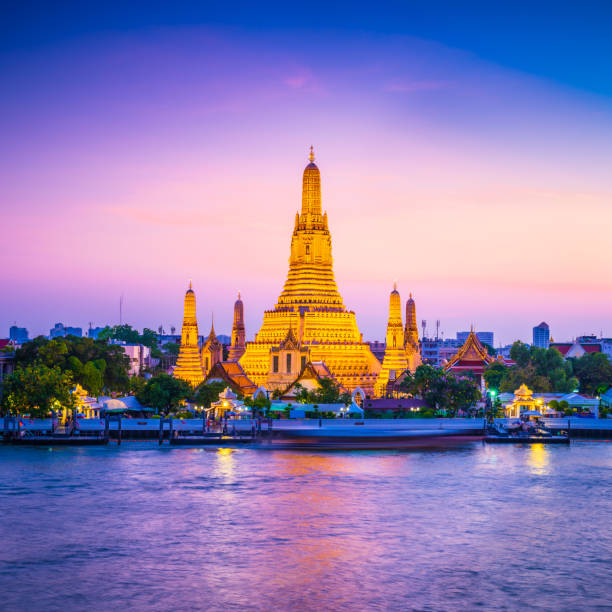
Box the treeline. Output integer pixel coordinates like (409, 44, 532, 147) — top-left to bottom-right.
(484, 341, 612, 395)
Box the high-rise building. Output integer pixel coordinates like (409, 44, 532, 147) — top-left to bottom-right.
(457, 331, 494, 348)
(238, 148, 381, 395)
(50, 323, 82, 338)
(87, 326, 105, 339)
(9, 326, 28, 343)
(532, 322, 550, 349)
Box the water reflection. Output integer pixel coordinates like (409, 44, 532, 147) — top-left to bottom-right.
(528, 444, 550, 474)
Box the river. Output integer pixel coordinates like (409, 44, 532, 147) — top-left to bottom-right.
(0, 441, 610, 611)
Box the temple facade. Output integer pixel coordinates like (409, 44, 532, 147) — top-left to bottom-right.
(375, 285, 421, 397)
(201, 320, 223, 376)
(238, 148, 381, 395)
(227, 293, 246, 361)
(174, 283, 205, 386)
(444, 327, 494, 387)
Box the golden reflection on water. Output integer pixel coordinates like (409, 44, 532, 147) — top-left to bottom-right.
(251, 452, 392, 597)
(213, 447, 236, 481)
(528, 444, 550, 474)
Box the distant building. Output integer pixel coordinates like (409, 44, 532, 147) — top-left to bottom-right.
(421, 338, 460, 367)
(119, 344, 151, 376)
(50, 323, 82, 338)
(87, 326, 105, 339)
(550, 341, 601, 359)
(532, 322, 550, 349)
(496, 344, 514, 360)
(9, 326, 28, 343)
(457, 331, 494, 348)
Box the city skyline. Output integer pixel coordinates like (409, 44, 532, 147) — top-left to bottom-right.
(2, 2, 612, 346)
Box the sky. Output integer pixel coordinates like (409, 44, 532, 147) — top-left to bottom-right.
(1, 1, 612, 345)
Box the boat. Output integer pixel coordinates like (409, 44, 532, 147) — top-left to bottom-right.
(484, 421, 569, 444)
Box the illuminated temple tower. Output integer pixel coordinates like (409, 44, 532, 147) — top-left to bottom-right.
(227, 292, 246, 362)
(239, 147, 381, 395)
(375, 284, 410, 396)
(404, 293, 422, 372)
(174, 282, 205, 386)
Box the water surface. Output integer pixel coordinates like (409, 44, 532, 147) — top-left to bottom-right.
(1, 442, 611, 611)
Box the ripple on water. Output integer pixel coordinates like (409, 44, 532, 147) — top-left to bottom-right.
(0, 443, 611, 611)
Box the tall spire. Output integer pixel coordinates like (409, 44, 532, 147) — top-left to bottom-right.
(301, 145, 322, 218)
(375, 284, 408, 397)
(174, 284, 204, 386)
(228, 291, 246, 362)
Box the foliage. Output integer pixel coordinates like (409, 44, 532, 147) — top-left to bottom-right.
(485, 342, 578, 393)
(571, 352, 612, 396)
(483, 361, 507, 391)
(1, 364, 75, 417)
(136, 374, 192, 413)
(14, 336, 130, 394)
(293, 379, 352, 405)
(98, 324, 158, 349)
(192, 381, 226, 408)
(398, 365, 481, 416)
(243, 393, 272, 414)
(162, 342, 180, 356)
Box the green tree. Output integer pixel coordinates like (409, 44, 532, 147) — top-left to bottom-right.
(192, 381, 227, 408)
(140, 328, 159, 349)
(136, 374, 192, 413)
(510, 341, 531, 368)
(398, 365, 480, 416)
(80, 361, 104, 396)
(571, 352, 612, 395)
(162, 342, 180, 356)
(483, 361, 507, 391)
(292, 378, 351, 405)
(14, 337, 130, 393)
(1, 364, 75, 417)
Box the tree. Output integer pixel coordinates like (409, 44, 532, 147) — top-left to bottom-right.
(571, 353, 612, 395)
(192, 381, 226, 408)
(80, 361, 104, 396)
(292, 378, 351, 405)
(510, 341, 531, 368)
(398, 365, 480, 416)
(483, 361, 507, 391)
(162, 342, 180, 356)
(136, 374, 192, 413)
(1, 364, 75, 417)
(14, 336, 130, 393)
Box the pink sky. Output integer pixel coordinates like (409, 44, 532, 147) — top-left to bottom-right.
(1, 27, 611, 344)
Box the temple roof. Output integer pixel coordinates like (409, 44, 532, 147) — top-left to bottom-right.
(205, 361, 258, 396)
(444, 329, 494, 372)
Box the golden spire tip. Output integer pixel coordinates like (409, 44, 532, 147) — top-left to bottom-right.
(309, 145, 315, 163)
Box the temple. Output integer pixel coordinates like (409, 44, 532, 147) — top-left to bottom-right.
(201, 319, 223, 376)
(174, 283, 205, 386)
(375, 285, 422, 396)
(238, 148, 381, 395)
(227, 293, 246, 361)
(404, 293, 421, 371)
(444, 327, 494, 386)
